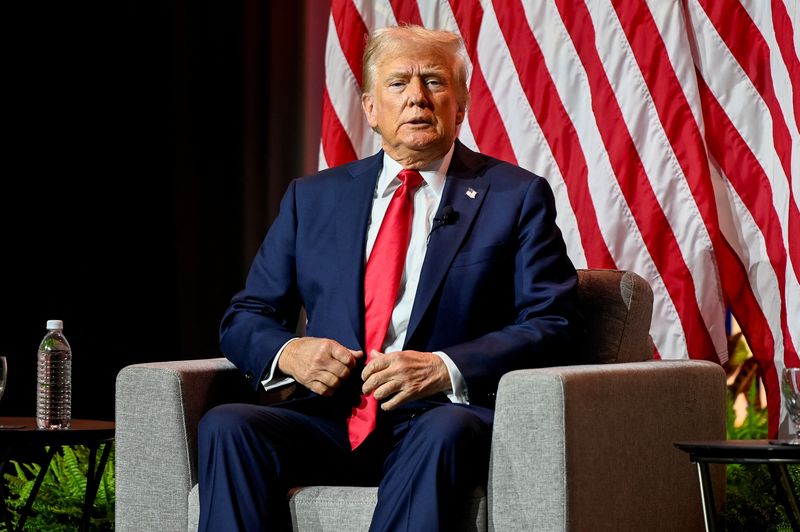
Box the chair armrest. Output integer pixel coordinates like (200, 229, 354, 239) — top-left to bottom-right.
(115, 358, 256, 532)
(488, 360, 726, 532)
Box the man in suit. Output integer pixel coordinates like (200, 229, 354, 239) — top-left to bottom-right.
(198, 25, 583, 532)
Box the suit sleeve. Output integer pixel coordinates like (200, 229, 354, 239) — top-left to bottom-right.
(219, 180, 302, 390)
(443, 176, 585, 405)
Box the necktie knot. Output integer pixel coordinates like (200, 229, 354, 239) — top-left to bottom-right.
(397, 169, 424, 190)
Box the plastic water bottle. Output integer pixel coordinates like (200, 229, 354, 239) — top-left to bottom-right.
(36, 319, 72, 429)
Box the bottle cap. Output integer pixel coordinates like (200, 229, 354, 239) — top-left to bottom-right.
(46, 320, 64, 330)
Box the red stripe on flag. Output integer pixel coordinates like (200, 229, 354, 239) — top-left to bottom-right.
(771, 0, 800, 283)
(449, 0, 481, 58)
(615, 0, 783, 431)
(772, 0, 800, 127)
(698, 73, 797, 353)
(321, 88, 358, 167)
(611, 0, 721, 239)
(700, 0, 793, 182)
(389, 0, 422, 25)
(557, 0, 717, 359)
(698, 74, 799, 379)
(469, 62, 519, 165)
(494, 1, 615, 269)
(449, 0, 518, 165)
(699, 0, 800, 281)
(331, 0, 368, 87)
(697, 74, 791, 331)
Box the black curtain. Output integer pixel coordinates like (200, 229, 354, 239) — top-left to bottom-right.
(1, 0, 323, 422)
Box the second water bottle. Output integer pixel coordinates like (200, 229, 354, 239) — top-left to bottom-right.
(36, 319, 72, 430)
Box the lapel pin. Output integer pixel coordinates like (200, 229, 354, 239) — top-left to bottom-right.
(466, 188, 477, 199)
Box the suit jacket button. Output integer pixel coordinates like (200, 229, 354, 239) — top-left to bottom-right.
(244, 371, 254, 381)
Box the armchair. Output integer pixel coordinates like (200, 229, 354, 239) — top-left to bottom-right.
(115, 269, 725, 531)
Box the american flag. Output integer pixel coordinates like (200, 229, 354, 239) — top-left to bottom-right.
(319, 0, 800, 437)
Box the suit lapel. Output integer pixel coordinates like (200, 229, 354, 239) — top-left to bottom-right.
(405, 142, 490, 345)
(335, 152, 383, 348)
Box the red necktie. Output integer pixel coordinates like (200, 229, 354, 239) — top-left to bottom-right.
(347, 169, 424, 450)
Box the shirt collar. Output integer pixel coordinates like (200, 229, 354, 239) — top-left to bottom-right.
(377, 143, 455, 199)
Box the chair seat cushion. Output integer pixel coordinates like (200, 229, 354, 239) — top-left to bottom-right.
(289, 486, 377, 531)
(187, 484, 487, 532)
(289, 486, 487, 532)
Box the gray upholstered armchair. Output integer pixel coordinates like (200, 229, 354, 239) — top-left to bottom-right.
(115, 269, 726, 531)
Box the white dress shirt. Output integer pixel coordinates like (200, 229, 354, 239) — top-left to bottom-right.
(262, 145, 469, 404)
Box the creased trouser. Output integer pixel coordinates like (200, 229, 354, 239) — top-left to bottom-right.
(197, 397, 493, 532)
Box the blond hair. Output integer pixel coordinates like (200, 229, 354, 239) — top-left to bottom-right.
(362, 25, 470, 109)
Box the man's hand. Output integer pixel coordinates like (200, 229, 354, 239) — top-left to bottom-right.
(278, 337, 363, 396)
(361, 350, 451, 410)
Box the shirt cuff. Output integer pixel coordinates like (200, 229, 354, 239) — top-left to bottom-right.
(433, 351, 469, 404)
(261, 337, 298, 391)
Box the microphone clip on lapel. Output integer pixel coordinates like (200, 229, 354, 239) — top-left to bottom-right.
(430, 205, 459, 236)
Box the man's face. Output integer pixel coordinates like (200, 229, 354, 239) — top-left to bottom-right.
(362, 44, 465, 168)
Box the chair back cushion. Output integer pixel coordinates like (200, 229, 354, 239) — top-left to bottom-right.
(576, 269, 654, 364)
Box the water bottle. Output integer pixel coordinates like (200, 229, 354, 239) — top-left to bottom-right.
(36, 319, 72, 429)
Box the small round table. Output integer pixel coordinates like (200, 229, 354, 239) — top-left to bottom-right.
(0, 417, 115, 532)
(675, 439, 800, 532)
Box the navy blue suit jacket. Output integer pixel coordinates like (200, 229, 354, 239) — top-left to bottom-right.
(220, 141, 584, 407)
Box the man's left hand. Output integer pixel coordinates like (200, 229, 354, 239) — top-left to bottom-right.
(361, 350, 451, 410)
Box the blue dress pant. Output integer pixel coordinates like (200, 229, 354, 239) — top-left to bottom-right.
(197, 398, 493, 532)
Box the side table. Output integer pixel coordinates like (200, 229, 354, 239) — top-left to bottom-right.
(675, 439, 800, 532)
(0, 417, 114, 532)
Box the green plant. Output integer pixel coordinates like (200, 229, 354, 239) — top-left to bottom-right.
(721, 377, 797, 532)
(726, 374, 768, 441)
(2, 444, 114, 531)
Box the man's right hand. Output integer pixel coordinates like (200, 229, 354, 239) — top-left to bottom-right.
(277, 337, 363, 396)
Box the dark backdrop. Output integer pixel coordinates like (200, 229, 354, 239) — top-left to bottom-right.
(1, 0, 327, 421)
